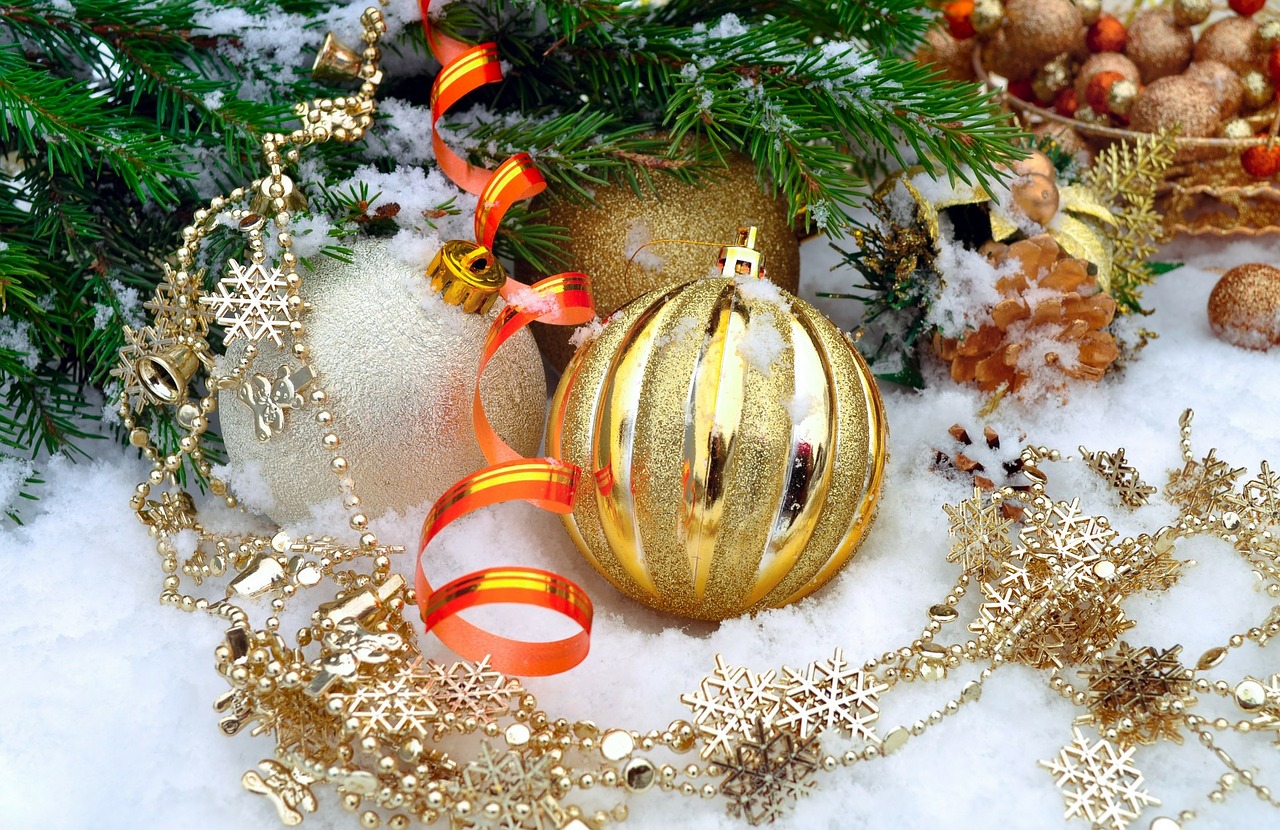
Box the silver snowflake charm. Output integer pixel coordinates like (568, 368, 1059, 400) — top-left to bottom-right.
(201, 258, 294, 345)
(715, 717, 820, 826)
(1041, 727, 1160, 830)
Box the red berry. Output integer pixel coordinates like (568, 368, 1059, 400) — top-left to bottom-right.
(1229, 0, 1265, 16)
(1008, 78, 1035, 102)
(944, 0, 976, 40)
(1054, 87, 1079, 117)
(1086, 15, 1127, 53)
(1086, 71, 1124, 114)
(1242, 143, 1280, 178)
(1269, 47, 1280, 85)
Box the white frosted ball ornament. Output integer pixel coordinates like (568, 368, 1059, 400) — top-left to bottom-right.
(219, 239, 546, 526)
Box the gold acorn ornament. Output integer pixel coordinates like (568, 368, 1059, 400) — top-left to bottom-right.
(547, 229, 887, 621)
(218, 239, 546, 526)
(521, 152, 801, 371)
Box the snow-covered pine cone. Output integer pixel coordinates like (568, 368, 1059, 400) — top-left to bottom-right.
(933, 235, 1119, 393)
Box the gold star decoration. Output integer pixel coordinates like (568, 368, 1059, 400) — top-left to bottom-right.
(1082, 643, 1195, 745)
(682, 655, 783, 760)
(200, 258, 294, 345)
(943, 487, 1014, 579)
(458, 743, 566, 830)
(430, 657, 523, 731)
(1080, 447, 1157, 508)
(776, 648, 887, 742)
(1040, 727, 1161, 830)
(715, 717, 820, 827)
(337, 656, 441, 745)
(1166, 449, 1247, 518)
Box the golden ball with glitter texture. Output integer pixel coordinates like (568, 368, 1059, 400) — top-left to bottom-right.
(1125, 9, 1194, 83)
(984, 28, 1041, 80)
(1241, 69, 1275, 110)
(914, 23, 979, 82)
(1172, 0, 1212, 28)
(1207, 263, 1280, 351)
(1184, 61, 1245, 120)
(1011, 174, 1060, 225)
(1011, 149, 1057, 179)
(1075, 53, 1141, 104)
(1129, 75, 1219, 137)
(1003, 0, 1085, 63)
(1195, 17, 1263, 75)
(521, 152, 801, 371)
(1107, 78, 1139, 117)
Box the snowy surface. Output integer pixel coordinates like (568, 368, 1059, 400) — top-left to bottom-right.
(3, 234, 1280, 830)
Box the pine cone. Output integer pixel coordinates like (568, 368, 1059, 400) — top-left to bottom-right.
(934, 235, 1119, 393)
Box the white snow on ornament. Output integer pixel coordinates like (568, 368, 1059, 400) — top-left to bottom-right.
(736, 309, 787, 373)
(286, 213, 337, 261)
(882, 180, 919, 228)
(332, 164, 476, 241)
(383, 228, 444, 275)
(568, 317, 607, 350)
(623, 220, 664, 271)
(734, 271, 788, 304)
(784, 386, 820, 425)
(504, 280, 560, 317)
(213, 459, 277, 515)
(653, 314, 704, 351)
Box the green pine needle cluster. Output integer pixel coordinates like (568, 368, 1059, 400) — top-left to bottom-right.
(0, 0, 1020, 516)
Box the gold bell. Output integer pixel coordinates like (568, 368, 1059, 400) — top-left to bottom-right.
(717, 226, 763, 279)
(312, 31, 363, 83)
(248, 174, 308, 215)
(427, 240, 507, 315)
(136, 343, 200, 404)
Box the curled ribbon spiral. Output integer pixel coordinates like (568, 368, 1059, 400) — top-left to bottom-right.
(415, 1, 597, 675)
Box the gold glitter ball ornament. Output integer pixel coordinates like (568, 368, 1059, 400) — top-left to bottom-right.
(1172, 0, 1212, 28)
(1003, 0, 1084, 64)
(914, 24, 978, 82)
(1184, 60, 1245, 120)
(1207, 263, 1280, 351)
(220, 239, 546, 525)
(1075, 53, 1142, 106)
(1241, 69, 1275, 110)
(523, 153, 800, 372)
(1125, 9, 1195, 83)
(1129, 75, 1219, 137)
(1194, 17, 1263, 75)
(546, 237, 887, 621)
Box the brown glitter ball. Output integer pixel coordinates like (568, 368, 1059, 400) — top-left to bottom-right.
(1075, 53, 1142, 103)
(1194, 17, 1263, 75)
(1125, 9, 1194, 83)
(1183, 60, 1245, 120)
(1207, 263, 1280, 351)
(984, 28, 1041, 81)
(1003, 0, 1085, 64)
(915, 24, 978, 82)
(1129, 75, 1219, 136)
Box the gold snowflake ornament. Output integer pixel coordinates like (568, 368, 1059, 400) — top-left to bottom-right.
(944, 487, 1014, 579)
(1081, 447, 1157, 508)
(776, 648, 887, 742)
(1041, 727, 1160, 830)
(459, 743, 565, 830)
(1166, 449, 1247, 518)
(338, 657, 441, 744)
(200, 258, 294, 345)
(682, 655, 783, 759)
(715, 718, 820, 827)
(1082, 643, 1195, 745)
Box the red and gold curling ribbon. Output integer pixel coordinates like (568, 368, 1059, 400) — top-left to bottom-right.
(415, 277, 595, 676)
(415, 1, 603, 675)
(420, 0, 548, 251)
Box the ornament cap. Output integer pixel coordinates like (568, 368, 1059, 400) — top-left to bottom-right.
(717, 226, 764, 279)
(427, 240, 507, 315)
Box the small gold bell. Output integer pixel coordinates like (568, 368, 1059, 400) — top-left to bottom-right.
(312, 32, 363, 83)
(717, 226, 763, 279)
(427, 240, 507, 314)
(136, 343, 201, 404)
(249, 174, 308, 215)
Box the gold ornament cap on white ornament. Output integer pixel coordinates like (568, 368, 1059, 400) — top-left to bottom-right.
(427, 240, 506, 314)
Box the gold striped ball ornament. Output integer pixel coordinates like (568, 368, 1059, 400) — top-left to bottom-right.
(547, 230, 887, 621)
(522, 153, 801, 372)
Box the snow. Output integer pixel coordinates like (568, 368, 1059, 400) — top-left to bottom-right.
(2, 235, 1280, 830)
